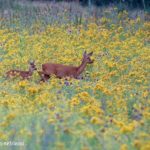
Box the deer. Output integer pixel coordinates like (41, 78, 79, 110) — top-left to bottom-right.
(6, 60, 37, 80)
(38, 51, 94, 82)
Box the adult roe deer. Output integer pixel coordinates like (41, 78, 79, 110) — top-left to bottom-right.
(39, 51, 94, 82)
(6, 61, 37, 80)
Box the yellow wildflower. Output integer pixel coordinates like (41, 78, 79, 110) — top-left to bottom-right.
(133, 140, 141, 149)
(141, 142, 150, 150)
(120, 144, 128, 150)
(120, 125, 135, 133)
(84, 130, 96, 138)
(90, 116, 104, 125)
(18, 80, 28, 87)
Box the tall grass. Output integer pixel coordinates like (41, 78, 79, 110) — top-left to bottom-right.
(0, 0, 148, 30)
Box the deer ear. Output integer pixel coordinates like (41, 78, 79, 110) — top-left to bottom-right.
(88, 52, 93, 56)
(29, 60, 34, 64)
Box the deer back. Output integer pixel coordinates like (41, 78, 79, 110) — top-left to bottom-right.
(42, 63, 78, 78)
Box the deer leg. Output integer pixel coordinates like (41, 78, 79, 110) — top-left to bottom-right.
(38, 71, 50, 82)
(42, 74, 50, 82)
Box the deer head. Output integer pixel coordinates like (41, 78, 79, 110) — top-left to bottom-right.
(82, 51, 94, 64)
(29, 60, 37, 72)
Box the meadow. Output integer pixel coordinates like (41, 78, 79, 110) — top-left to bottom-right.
(0, 1, 150, 150)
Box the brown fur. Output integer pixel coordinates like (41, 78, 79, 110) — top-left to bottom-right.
(39, 51, 93, 82)
(6, 61, 37, 80)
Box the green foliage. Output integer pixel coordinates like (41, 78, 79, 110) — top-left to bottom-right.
(0, 1, 149, 150)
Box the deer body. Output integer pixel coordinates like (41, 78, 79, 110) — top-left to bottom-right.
(39, 51, 93, 82)
(6, 61, 37, 80)
(42, 63, 78, 78)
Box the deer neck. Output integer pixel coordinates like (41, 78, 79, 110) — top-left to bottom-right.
(28, 68, 34, 75)
(77, 60, 87, 76)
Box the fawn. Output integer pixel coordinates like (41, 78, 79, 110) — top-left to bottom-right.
(6, 61, 37, 80)
(39, 51, 94, 82)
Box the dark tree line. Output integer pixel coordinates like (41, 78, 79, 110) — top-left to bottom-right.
(29, 0, 149, 9)
(85, 0, 149, 8)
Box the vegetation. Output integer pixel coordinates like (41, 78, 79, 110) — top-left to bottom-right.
(0, 0, 150, 150)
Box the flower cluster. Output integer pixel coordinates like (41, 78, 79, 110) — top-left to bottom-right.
(0, 9, 149, 150)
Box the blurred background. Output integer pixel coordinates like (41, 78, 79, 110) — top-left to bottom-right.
(0, 0, 149, 29)
(0, 0, 149, 9)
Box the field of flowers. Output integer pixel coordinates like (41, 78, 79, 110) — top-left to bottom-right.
(0, 2, 150, 150)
